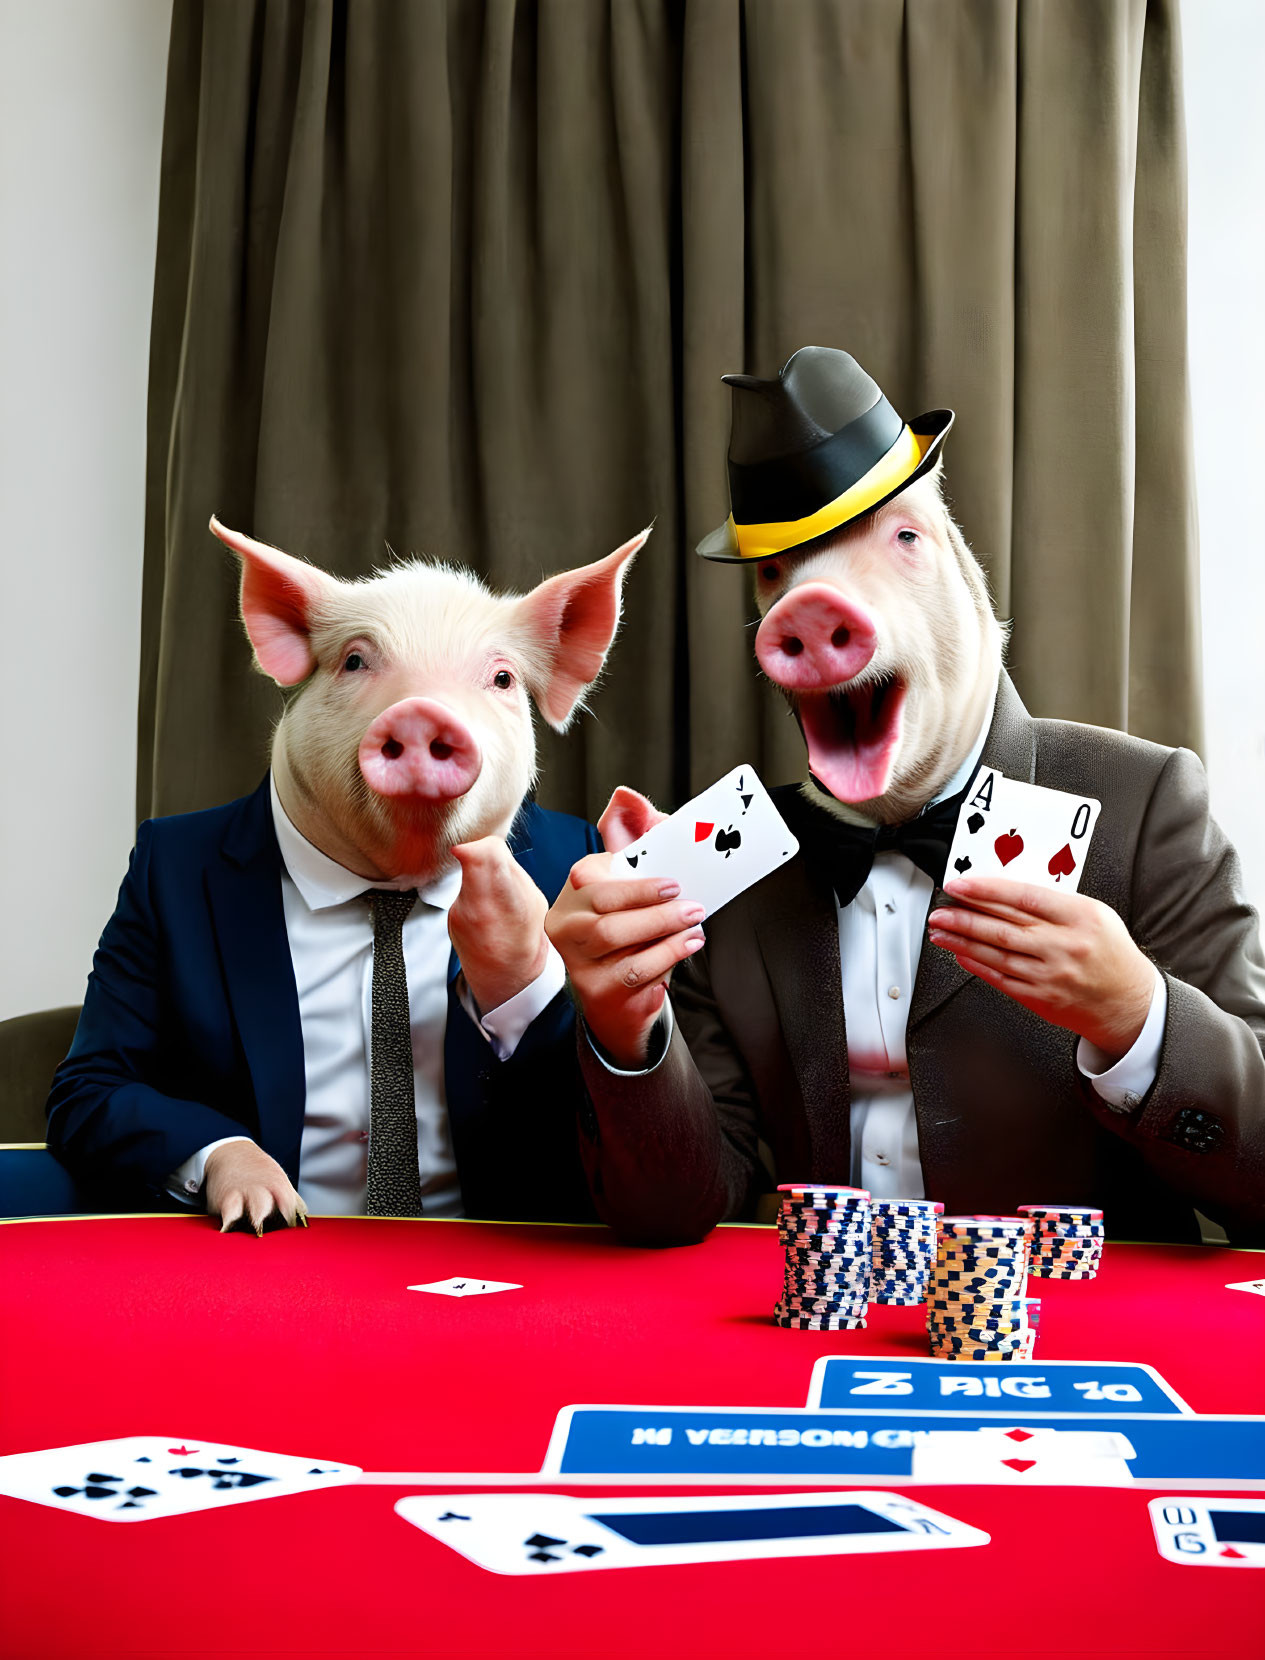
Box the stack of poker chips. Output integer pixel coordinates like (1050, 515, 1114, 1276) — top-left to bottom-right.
(925, 1216, 1036, 1361)
(774, 1184, 871, 1330)
(869, 1199, 944, 1304)
(1018, 1205, 1105, 1279)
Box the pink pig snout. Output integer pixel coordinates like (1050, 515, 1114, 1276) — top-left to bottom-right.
(358, 698, 481, 802)
(755, 583, 879, 691)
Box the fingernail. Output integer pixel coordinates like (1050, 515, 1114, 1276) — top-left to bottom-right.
(685, 937, 706, 954)
(682, 904, 705, 923)
(254, 1224, 263, 1238)
(658, 881, 681, 899)
(299, 1213, 309, 1228)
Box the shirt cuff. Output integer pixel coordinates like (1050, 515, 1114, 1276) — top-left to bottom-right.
(166, 1136, 254, 1206)
(467, 943, 568, 1061)
(1077, 967, 1168, 1113)
(583, 999, 675, 1076)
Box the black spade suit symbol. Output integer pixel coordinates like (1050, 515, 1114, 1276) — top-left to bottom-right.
(967, 812, 985, 834)
(954, 856, 972, 875)
(714, 827, 742, 858)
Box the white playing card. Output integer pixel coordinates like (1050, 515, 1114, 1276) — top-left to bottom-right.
(407, 1277, 522, 1297)
(910, 1426, 1136, 1486)
(608, 764, 798, 919)
(0, 1436, 360, 1523)
(1149, 1496, 1265, 1566)
(394, 1489, 989, 1575)
(1226, 1279, 1265, 1299)
(947, 766, 1101, 893)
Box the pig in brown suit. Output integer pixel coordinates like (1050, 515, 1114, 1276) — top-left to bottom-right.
(551, 349, 1265, 1246)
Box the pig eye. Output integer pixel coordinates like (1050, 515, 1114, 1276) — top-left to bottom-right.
(342, 652, 367, 672)
(897, 529, 919, 545)
(492, 669, 514, 690)
(760, 563, 780, 582)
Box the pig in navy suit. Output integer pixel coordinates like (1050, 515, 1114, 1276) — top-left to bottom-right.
(37, 776, 599, 1221)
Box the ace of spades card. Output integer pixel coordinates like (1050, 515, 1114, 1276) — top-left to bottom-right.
(0, 1436, 360, 1523)
(608, 764, 798, 919)
(946, 766, 1101, 893)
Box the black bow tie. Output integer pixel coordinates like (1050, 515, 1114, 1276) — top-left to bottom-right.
(781, 776, 972, 908)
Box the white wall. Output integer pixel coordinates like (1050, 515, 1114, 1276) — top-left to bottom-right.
(0, 1, 1260, 1025)
(1184, 0, 1265, 919)
(0, 0, 170, 1021)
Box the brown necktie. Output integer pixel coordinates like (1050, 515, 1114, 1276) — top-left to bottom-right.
(364, 889, 423, 1217)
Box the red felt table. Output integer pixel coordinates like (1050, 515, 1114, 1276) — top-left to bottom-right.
(2, 1215, 1263, 1659)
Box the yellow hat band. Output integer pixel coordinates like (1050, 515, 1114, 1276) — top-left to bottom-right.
(728, 423, 927, 561)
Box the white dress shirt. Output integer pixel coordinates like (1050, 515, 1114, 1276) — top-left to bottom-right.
(599, 714, 1167, 1200)
(168, 779, 567, 1214)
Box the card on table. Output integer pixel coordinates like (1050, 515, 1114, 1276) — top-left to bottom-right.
(608, 764, 798, 919)
(407, 1277, 522, 1297)
(946, 765, 1101, 893)
(394, 1489, 989, 1575)
(0, 1436, 360, 1523)
(910, 1426, 1137, 1486)
(1149, 1497, 1265, 1566)
(807, 1356, 1192, 1414)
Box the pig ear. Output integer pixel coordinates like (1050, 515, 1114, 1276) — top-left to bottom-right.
(209, 516, 335, 686)
(597, 786, 668, 853)
(517, 527, 651, 731)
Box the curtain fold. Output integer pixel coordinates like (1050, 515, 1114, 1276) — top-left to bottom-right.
(140, 0, 1198, 825)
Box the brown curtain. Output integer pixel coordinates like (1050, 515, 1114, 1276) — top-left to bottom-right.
(139, 0, 1199, 827)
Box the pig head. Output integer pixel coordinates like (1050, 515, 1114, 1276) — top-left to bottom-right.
(751, 469, 1003, 824)
(209, 517, 649, 882)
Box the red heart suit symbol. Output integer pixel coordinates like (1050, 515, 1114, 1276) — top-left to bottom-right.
(694, 821, 714, 842)
(1220, 1546, 1247, 1559)
(994, 829, 1024, 866)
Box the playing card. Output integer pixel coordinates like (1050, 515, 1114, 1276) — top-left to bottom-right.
(1226, 1279, 1265, 1299)
(394, 1489, 989, 1575)
(1149, 1497, 1265, 1566)
(608, 764, 798, 919)
(0, 1436, 360, 1522)
(910, 1425, 1136, 1486)
(407, 1277, 522, 1297)
(946, 766, 1101, 893)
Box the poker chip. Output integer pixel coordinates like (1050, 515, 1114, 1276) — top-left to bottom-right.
(1021, 1202, 1105, 1281)
(773, 1307, 868, 1330)
(775, 1185, 872, 1328)
(925, 1216, 1037, 1363)
(868, 1198, 938, 1306)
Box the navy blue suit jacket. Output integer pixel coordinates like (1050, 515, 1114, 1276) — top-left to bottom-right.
(45, 777, 600, 1220)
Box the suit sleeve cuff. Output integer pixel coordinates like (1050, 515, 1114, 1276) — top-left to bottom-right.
(583, 999, 675, 1076)
(468, 943, 568, 1061)
(166, 1135, 255, 1206)
(1077, 967, 1168, 1113)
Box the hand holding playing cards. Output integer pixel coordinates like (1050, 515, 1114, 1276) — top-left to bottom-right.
(929, 877, 1157, 1061)
(545, 788, 707, 1069)
(203, 1141, 308, 1235)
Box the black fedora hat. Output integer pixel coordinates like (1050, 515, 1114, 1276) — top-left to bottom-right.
(696, 346, 954, 563)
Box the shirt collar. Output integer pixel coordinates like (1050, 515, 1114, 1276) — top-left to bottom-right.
(269, 774, 463, 914)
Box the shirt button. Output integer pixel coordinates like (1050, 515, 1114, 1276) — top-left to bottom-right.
(185, 1179, 198, 1194)
(874, 1152, 891, 1166)
(884, 900, 897, 914)
(888, 1070, 901, 1079)
(887, 985, 901, 1000)
(1122, 1091, 1141, 1110)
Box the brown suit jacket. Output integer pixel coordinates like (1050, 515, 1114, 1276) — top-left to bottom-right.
(578, 674, 1265, 1245)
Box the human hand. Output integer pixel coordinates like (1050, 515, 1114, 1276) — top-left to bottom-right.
(928, 877, 1156, 1062)
(204, 1141, 308, 1235)
(449, 837, 549, 1014)
(544, 852, 705, 1070)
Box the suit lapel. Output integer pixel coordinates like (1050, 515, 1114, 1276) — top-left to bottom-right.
(208, 776, 307, 1180)
(749, 844, 852, 1182)
(908, 671, 1037, 1031)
